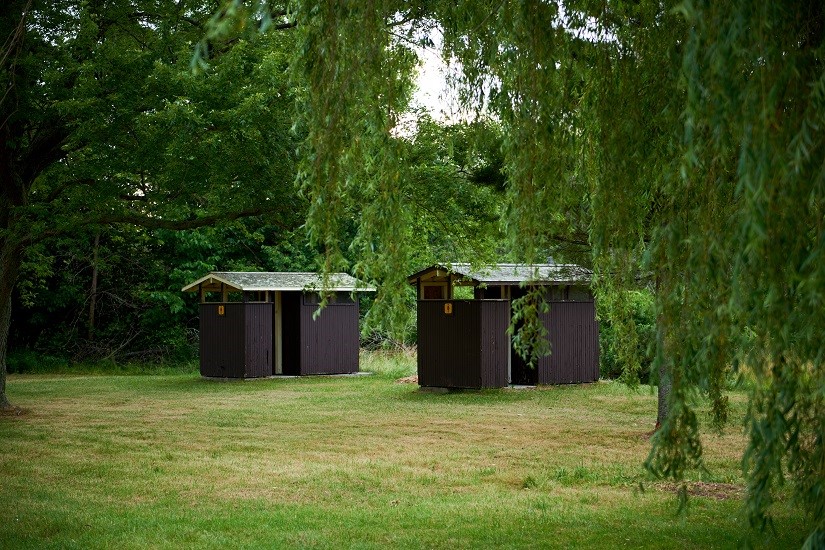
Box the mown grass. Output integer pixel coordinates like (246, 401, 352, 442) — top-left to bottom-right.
(0, 352, 807, 549)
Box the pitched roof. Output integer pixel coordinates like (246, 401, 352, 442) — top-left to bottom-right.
(182, 271, 373, 293)
(407, 263, 592, 286)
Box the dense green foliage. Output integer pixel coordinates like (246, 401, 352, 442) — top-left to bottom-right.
(0, 1, 307, 405)
(10, 221, 316, 367)
(661, 4, 824, 543)
(599, 290, 655, 383)
(2, 1, 506, 368)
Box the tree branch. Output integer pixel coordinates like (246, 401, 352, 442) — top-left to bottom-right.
(94, 205, 284, 230)
(25, 204, 288, 245)
(20, 127, 70, 186)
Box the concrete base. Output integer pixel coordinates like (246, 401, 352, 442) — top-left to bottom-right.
(418, 386, 451, 394)
(418, 384, 537, 391)
(201, 371, 372, 382)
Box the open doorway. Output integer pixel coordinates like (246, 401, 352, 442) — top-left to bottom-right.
(509, 286, 538, 385)
(510, 346, 538, 385)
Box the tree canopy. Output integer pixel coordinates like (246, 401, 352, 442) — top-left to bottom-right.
(1, 0, 506, 380)
(0, 0, 302, 406)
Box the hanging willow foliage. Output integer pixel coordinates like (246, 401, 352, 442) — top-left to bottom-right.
(672, 1, 825, 543)
(293, 0, 418, 333)
(590, 0, 823, 542)
(205, 0, 824, 543)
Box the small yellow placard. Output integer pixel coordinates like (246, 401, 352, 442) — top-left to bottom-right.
(218, 305, 225, 316)
(444, 303, 453, 315)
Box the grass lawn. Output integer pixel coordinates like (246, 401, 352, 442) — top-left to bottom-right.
(0, 352, 807, 549)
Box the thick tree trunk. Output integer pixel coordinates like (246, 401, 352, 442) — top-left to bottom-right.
(656, 354, 671, 427)
(88, 232, 100, 340)
(0, 239, 22, 410)
(654, 275, 670, 429)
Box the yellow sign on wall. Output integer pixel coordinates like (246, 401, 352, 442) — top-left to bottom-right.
(444, 303, 453, 315)
(218, 305, 225, 316)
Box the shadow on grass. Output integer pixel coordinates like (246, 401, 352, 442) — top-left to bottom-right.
(390, 383, 601, 406)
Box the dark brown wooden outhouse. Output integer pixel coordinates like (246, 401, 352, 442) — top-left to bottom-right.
(407, 263, 599, 389)
(182, 272, 372, 378)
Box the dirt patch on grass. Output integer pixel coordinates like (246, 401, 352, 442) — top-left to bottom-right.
(396, 375, 418, 384)
(0, 406, 27, 418)
(659, 481, 745, 500)
(639, 427, 657, 440)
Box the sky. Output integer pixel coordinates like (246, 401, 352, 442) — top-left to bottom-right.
(406, 7, 609, 124)
(408, 30, 465, 123)
(411, 39, 453, 117)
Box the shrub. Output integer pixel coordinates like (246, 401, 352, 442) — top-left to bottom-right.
(7, 351, 69, 374)
(599, 290, 655, 382)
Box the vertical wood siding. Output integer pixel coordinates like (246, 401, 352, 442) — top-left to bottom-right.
(299, 293, 360, 374)
(416, 294, 599, 387)
(199, 303, 274, 378)
(244, 303, 273, 378)
(480, 300, 511, 388)
(417, 300, 510, 388)
(198, 292, 362, 378)
(538, 301, 599, 384)
(199, 303, 247, 378)
(280, 292, 302, 375)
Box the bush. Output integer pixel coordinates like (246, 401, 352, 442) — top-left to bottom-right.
(7, 351, 69, 374)
(599, 290, 655, 382)
(359, 349, 416, 378)
(6, 350, 198, 375)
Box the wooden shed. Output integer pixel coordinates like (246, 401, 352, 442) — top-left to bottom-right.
(408, 263, 599, 389)
(182, 272, 372, 378)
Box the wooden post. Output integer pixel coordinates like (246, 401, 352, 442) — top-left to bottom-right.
(274, 291, 283, 374)
(506, 285, 512, 383)
(221, 283, 228, 303)
(199, 283, 206, 303)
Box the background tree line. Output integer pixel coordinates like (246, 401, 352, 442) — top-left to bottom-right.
(7, 114, 519, 368)
(0, 0, 519, 375)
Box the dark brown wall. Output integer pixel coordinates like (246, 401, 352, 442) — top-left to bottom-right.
(538, 301, 599, 384)
(417, 300, 509, 388)
(198, 291, 363, 378)
(244, 303, 273, 378)
(299, 293, 360, 374)
(480, 300, 511, 388)
(199, 303, 246, 378)
(199, 303, 274, 378)
(280, 292, 302, 375)
(508, 287, 598, 385)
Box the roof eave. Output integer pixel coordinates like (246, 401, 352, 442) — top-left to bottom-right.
(406, 263, 479, 284)
(181, 273, 240, 293)
(243, 286, 376, 292)
(183, 273, 376, 293)
(477, 279, 590, 286)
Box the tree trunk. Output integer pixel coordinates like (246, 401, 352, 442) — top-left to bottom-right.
(656, 353, 671, 428)
(88, 232, 100, 340)
(654, 274, 671, 429)
(0, 239, 22, 410)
